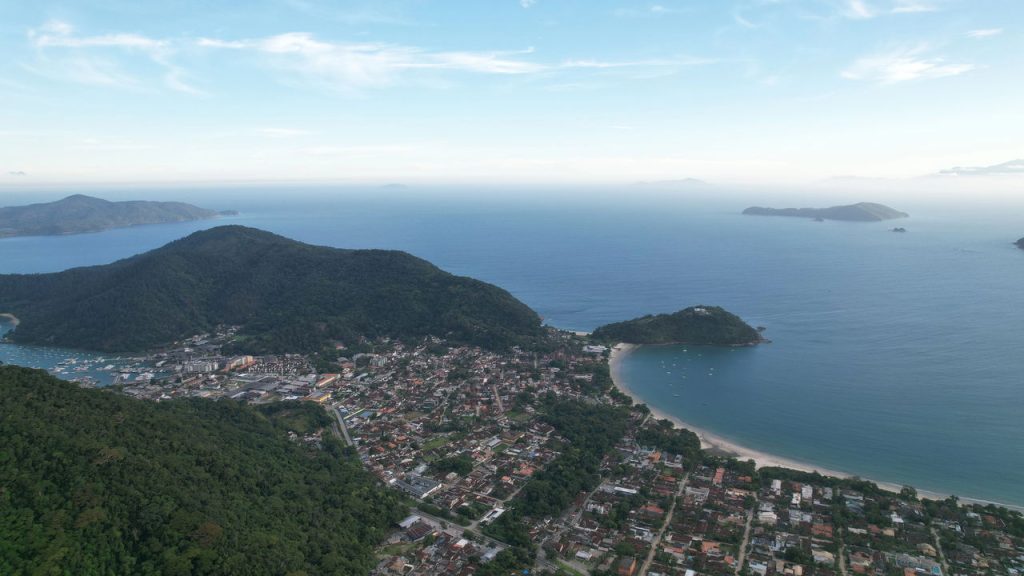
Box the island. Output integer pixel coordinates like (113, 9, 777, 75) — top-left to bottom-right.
(742, 202, 908, 222)
(0, 225, 544, 353)
(1017, 237, 1024, 250)
(0, 194, 234, 237)
(591, 305, 763, 346)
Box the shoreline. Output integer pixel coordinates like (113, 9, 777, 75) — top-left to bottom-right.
(608, 342, 1023, 512)
(0, 313, 20, 326)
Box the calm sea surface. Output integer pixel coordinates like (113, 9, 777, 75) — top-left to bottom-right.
(1, 187, 1022, 507)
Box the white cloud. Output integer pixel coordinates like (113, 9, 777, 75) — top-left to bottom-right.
(27, 20, 200, 94)
(520, 0, 537, 7)
(198, 32, 710, 90)
(891, 0, 938, 14)
(29, 20, 166, 51)
(844, 0, 876, 19)
(842, 46, 973, 83)
(966, 28, 1003, 39)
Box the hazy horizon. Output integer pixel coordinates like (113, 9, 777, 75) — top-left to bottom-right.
(2, 0, 1022, 188)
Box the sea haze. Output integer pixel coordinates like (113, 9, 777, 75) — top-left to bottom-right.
(1, 187, 1022, 507)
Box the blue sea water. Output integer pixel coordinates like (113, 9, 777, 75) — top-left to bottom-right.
(1, 187, 1022, 507)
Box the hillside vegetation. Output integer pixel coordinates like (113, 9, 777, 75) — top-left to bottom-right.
(742, 202, 908, 221)
(592, 305, 761, 345)
(0, 226, 544, 353)
(0, 366, 405, 575)
(0, 194, 225, 237)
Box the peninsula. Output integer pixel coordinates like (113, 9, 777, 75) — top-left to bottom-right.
(592, 305, 762, 346)
(0, 226, 544, 353)
(742, 201, 908, 222)
(0, 194, 234, 237)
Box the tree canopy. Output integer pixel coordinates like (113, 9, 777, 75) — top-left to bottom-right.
(0, 366, 405, 575)
(0, 226, 544, 353)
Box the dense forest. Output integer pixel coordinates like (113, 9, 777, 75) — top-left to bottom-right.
(0, 366, 406, 575)
(0, 194, 225, 237)
(591, 305, 761, 346)
(0, 226, 545, 353)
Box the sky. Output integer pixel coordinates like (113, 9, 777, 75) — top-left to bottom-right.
(0, 0, 1022, 187)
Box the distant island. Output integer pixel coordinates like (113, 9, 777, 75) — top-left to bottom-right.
(0, 194, 234, 238)
(0, 226, 544, 353)
(1017, 237, 1024, 250)
(742, 202, 908, 222)
(592, 305, 763, 346)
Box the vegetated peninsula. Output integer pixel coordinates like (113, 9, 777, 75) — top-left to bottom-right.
(0, 194, 235, 237)
(0, 226, 544, 353)
(0, 365, 404, 575)
(742, 202, 908, 222)
(592, 305, 763, 346)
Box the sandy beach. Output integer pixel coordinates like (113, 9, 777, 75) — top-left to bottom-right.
(607, 343, 1014, 508)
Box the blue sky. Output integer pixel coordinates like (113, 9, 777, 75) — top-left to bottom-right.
(0, 0, 1021, 186)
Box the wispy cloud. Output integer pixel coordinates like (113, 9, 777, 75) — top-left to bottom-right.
(842, 45, 973, 83)
(966, 28, 1003, 39)
(26, 20, 201, 94)
(8, 171, 27, 176)
(613, 4, 689, 18)
(520, 0, 537, 8)
(939, 159, 1024, 176)
(891, 0, 938, 14)
(198, 32, 712, 91)
(844, 0, 876, 19)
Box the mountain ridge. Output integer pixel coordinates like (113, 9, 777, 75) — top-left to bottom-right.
(0, 226, 544, 353)
(0, 194, 230, 237)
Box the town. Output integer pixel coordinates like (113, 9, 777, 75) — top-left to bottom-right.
(98, 329, 1024, 576)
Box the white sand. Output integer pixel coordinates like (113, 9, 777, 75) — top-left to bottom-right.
(607, 343, 1018, 509)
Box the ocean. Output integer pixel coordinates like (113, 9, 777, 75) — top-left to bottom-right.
(1, 186, 1022, 507)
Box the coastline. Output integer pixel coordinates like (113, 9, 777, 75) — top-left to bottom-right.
(0, 313, 19, 326)
(608, 343, 1021, 511)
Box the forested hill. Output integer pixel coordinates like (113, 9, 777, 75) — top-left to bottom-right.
(0, 194, 227, 237)
(592, 305, 762, 345)
(0, 225, 544, 353)
(742, 202, 908, 221)
(0, 366, 405, 575)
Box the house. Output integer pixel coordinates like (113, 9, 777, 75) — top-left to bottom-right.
(617, 556, 637, 576)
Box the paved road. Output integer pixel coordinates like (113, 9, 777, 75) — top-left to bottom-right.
(734, 506, 754, 574)
(330, 406, 354, 446)
(639, 471, 690, 576)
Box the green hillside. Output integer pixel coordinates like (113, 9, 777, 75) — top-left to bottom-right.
(0, 366, 405, 575)
(0, 194, 225, 237)
(592, 305, 762, 346)
(0, 226, 544, 353)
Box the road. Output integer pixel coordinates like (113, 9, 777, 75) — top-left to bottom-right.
(734, 505, 754, 574)
(330, 406, 354, 446)
(638, 471, 690, 576)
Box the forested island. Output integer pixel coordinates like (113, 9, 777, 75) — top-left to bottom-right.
(0, 365, 405, 575)
(591, 305, 763, 345)
(0, 194, 233, 237)
(742, 202, 908, 222)
(0, 226, 544, 353)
